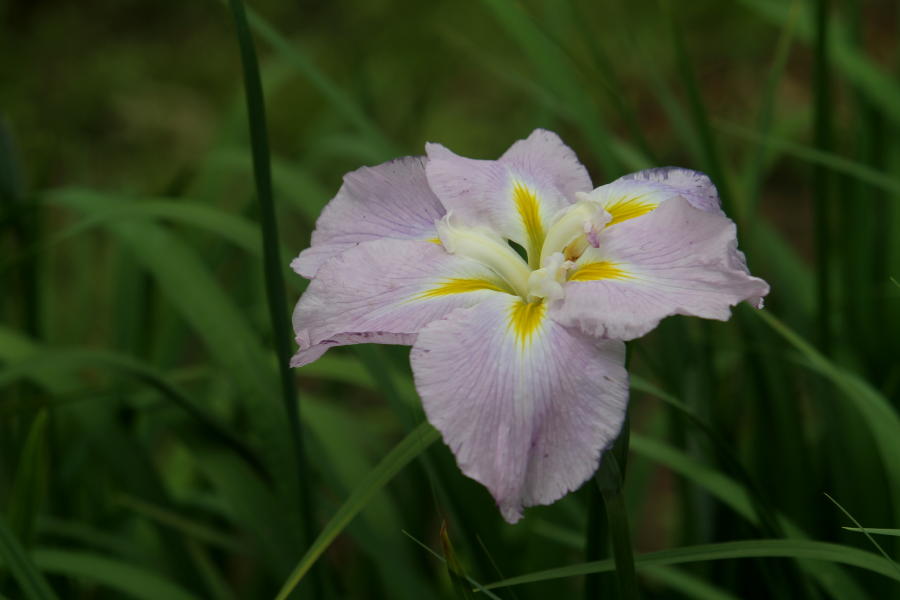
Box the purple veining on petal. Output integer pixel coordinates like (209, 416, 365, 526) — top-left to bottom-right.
(552, 196, 770, 340)
(292, 156, 446, 278)
(411, 295, 628, 523)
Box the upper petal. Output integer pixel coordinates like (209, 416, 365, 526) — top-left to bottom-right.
(292, 156, 445, 278)
(410, 294, 628, 523)
(553, 196, 770, 340)
(500, 129, 593, 200)
(425, 129, 591, 267)
(579, 167, 723, 231)
(292, 238, 509, 366)
(618, 166, 722, 214)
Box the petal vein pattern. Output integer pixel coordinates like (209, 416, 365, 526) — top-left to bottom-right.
(411, 295, 628, 523)
(292, 156, 445, 278)
(554, 197, 770, 340)
(291, 239, 507, 366)
(508, 299, 546, 348)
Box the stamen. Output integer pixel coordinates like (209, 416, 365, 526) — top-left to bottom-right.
(436, 213, 532, 299)
(539, 197, 611, 265)
(527, 252, 573, 301)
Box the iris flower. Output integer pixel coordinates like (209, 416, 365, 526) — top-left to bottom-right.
(291, 130, 769, 523)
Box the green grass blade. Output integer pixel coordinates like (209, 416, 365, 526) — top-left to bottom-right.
(641, 565, 741, 600)
(595, 434, 638, 599)
(738, 0, 900, 127)
(844, 529, 900, 538)
(6, 410, 49, 548)
(31, 548, 201, 600)
(274, 421, 440, 600)
(718, 122, 900, 197)
(755, 310, 900, 524)
(738, 0, 799, 220)
(439, 522, 476, 600)
(662, 0, 734, 215)
(478, 0, 633, 175)
(811, 0, 834, 355)
(241, 6, 395, 155)
(400, 530, 503, 600)
(0, 515, 58, 600)
(114, 494, 244, 553)
(630, 433, 868, 600)
(483, 540, 900, 590)
(631, 433, 753, 523)
(0, 347, 265, 478)
(226, 0, 314, 563)
(824, 493, 900, 578)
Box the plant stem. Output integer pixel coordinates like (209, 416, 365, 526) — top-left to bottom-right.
(225, 0, 318, 595)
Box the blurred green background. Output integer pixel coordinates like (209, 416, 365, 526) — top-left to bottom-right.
(2, 0, 900, 598)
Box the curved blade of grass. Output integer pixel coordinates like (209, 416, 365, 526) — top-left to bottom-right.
(0, 347, 266, 479)
(483, 539, 900, 590)
(630, 375, 784, 537)
(45, 191, 305, 512)
(595, 429, 638, 599)
(641, 565, 741, 600)
(631, 433, 753, 523)
(532, 523, 741, 600)
(400, 530, 503, 600)
(810, 0, 834, 356)
(239, 4, 395, 155)
(738, 0, 900, 127)
(738, 0, 799, 220)
(630, 433, 867, 599)
(825, 493, 900, 578)
(845, 529, 900, 537)
(7, 410, 49, 548)
(31, 548, 200, 600)
(114, 494, 244, 553)
(274, 421, 440, 600)
(226, 0, 313, 561)
(718, 122, 900, 197)
(0, 515, 58, 600)
(661, 0, 734, 215)
(755, 310, 900, 524)
(439, 522, 476, 600)
(479, 0, 648, 175)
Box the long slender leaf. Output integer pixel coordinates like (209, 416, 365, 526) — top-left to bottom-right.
(226, 0, 314, 571)
(484, 540, 900, 590)
(756, 310, 900, 524)
(32, 548, 200, 600)
(274, 422, 440, 600)
(0, 515, 58, 600)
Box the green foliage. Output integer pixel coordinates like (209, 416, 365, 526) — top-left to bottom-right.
(2, 0, 899, 598)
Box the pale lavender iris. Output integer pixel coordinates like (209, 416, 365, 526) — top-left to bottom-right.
(290, 130, 769, 523)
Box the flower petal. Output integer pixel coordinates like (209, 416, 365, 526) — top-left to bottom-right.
(580, 167, 723, 230)
(292, 238, 510, 366)
(500, 129, 593, 200)
(410, 294, 628, 523)
(292, 157, 445, 278)
(554, 196, 770, 340)
(619, 166, 722, 214)
(425, 129, 591, 267)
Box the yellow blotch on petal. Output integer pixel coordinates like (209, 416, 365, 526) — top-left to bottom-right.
(605, 197, 656, 226)
(427, 237, 442, 245)
(508, 299, 545, 348)
(417, 278, 507, 299)
(513, 183, 544, 267)
(568, 262, 631, 282)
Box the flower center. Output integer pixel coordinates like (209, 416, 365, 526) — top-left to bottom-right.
(436, 213, 532, 298)
(436, 200, 610, 301)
